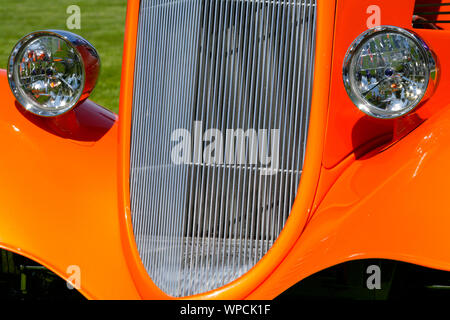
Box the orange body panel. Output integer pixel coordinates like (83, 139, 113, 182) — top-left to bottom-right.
(0, 68, 140, 299)
(0, 0, 450, 300)
(323, 0, 450, 169)
(249, 97, 450, 299)
(248, 1, 450, 298)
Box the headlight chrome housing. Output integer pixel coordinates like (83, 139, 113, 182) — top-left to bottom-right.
(7, 30, 100, 117)
(343, 26, 437, 119)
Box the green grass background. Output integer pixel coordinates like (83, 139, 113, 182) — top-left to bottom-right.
(0, 0, 127, 113)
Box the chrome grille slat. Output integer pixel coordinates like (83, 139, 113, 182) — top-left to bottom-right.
(130, 0, 317, 297)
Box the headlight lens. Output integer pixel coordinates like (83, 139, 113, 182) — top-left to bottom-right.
(343, 26, 437, 119)
(8, 30, 100, 117)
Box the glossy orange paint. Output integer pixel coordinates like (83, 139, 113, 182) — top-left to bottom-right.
(322, 0, 444, 169)
(0, 68, 141, 299)
(248, 93, 450, 299)
(0, 0, 450, 300)
(247, 2, 450, 299)
(312, 1, 450, 221)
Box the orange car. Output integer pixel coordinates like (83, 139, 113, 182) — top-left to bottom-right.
(1, 0, 450, 300)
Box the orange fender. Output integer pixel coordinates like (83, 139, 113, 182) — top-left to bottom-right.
(249, 102, 450, 299)
(0, 69, 140, 299)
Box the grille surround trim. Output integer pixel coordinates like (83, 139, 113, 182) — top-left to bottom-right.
(125, 0, 316, 298)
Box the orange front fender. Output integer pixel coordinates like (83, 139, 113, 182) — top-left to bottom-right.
(249, 100, 450, 298)
(0, 69, 140, 299)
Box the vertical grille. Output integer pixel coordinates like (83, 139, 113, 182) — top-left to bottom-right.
(130, 0, 317, 297)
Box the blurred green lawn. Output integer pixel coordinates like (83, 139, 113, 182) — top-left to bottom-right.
(0, 0, 127, 113)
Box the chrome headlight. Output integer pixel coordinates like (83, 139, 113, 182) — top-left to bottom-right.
(343, 26, 437, 119)
(7, 30, 100, 117)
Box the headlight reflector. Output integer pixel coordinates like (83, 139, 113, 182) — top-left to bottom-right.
(8, 30, 100, 117)
(343, 26, 437, 119)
